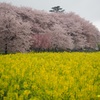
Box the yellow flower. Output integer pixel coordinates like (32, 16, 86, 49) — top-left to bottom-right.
(23, 90, 31, 96)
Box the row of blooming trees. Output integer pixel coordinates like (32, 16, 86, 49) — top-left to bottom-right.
(0, 3, 100, 53)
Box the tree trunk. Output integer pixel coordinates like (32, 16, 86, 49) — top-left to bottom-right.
(5, 43, 7, 54)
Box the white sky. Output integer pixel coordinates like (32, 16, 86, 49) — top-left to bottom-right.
(0, 0, 100, 31)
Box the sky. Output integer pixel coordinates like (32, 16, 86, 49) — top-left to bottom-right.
(0, 0, 100, 31)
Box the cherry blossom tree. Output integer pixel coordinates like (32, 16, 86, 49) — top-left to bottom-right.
(31, 33, 51, 51)
(0, 3, 32, 53)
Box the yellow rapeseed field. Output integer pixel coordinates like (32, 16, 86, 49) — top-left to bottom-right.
(0, 52, 100, 100)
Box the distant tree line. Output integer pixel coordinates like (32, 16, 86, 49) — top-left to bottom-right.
(0, 3, 100, 54)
